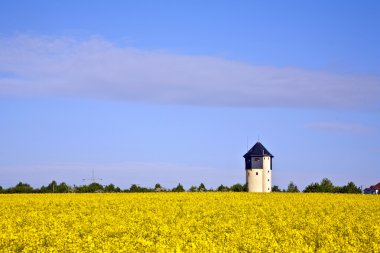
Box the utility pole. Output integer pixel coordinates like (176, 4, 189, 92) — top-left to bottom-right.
(82, 169, 103, 183)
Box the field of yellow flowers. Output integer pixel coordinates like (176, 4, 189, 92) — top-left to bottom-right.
(0, 193, 379, 252)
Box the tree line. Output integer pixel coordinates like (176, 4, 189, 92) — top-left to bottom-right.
(272, 178, 362, 194)
(0, 178, 361, 194)
(0, 181, 246, 194)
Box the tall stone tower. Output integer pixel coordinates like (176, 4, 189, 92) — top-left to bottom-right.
(243, 142, 273, 192)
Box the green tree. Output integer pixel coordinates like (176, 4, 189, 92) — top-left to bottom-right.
(188, 186, 197, 192)
(127, 184, 151, 192)
(129, 184, 140, 192)
(154, 183, 164, 192)
(198, 183, 207, 192)
(11, 182, 34, 193)
(104, 184, 121, 192)
(75, 185, 89, 193)
(286, 181, 299, 193)
(48, 181, 58, 193)
(341, 182, 362, 194)
(56, 182, 70, 193)
(172, 183, 185, 192)
(271, 185, 281, 192)
(39, 180, 68, 193)
(303, 182, 321, 192)
(217, 184, 229, 192)
(87, 182, 104, 193)
(230, 183, 244, 192)
(320, 178, 334, 193)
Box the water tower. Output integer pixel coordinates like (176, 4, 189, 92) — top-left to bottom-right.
(243, 142, 273, 192)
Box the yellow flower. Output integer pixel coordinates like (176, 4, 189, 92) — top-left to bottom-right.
(0, 193, 378, 252)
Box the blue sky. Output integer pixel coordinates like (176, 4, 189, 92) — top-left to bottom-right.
(0, 1, 379, 190)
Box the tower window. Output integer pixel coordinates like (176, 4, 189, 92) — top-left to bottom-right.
(268, 179, 270, 181)
(256, 172, 258, 176)
(268, 170, 269, 173)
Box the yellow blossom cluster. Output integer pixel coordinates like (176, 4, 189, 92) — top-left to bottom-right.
(0, 193, 379, 252)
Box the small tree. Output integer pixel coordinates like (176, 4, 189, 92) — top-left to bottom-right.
(104, 184, 121, 192)
(188, 186, 197, 192)
(320, 178, 334, 193)
(198, 183, 207, 192)
(154, 183, 164, 192)
(11, 182, 34, 193)
(57, 182, 70, 193)
(129, 184, 140, 192)
(271, 185, 281, 192)
(75, 185, 87, 193)
(87, 182, 104, 193)
(303, 182, 321, 192)
(217, 184, 229, 192)
(172, 183, 185, 192)
(287, 181, 299, 193)
(230, 183, 244, 192)
(48, 181, 58, 193)
(341, 182, 361, 194)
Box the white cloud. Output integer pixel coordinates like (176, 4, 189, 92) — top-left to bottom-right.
(0, 34, 379, 109)
(305, 121, 374, 134)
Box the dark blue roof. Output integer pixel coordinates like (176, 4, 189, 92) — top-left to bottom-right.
(243, 142, 273, 158)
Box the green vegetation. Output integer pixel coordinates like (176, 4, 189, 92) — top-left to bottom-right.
(303, 178, 362, 193)
(0, 178, 363, 194)
(286, 181, 300, 193)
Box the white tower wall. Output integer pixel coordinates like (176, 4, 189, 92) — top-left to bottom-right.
(262, 156, 272, 192)
(246, 169, 263, 192)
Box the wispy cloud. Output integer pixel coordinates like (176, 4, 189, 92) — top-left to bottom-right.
(306, 121, 374, 134)
(1, 34, 379, 109)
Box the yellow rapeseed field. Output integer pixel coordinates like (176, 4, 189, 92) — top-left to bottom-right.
(0, 193, 379, 252)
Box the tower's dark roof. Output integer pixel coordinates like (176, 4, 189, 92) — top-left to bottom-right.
(243, 142, 273, 158)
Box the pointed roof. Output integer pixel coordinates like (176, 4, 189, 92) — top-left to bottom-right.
(243, 142, 273, 158)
